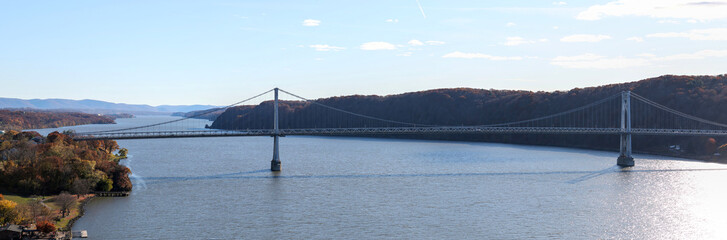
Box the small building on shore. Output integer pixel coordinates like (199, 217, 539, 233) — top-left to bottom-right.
(0, 224, 23, 240)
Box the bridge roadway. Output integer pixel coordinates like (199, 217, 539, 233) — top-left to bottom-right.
(71, 126, 727, 140)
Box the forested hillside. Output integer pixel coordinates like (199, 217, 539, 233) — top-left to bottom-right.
(0, 131, 132, 195)
(0, 110, 114, 131)
(211, 75, 727, 158)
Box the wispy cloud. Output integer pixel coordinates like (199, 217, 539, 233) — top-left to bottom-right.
(385, 19, 399, 23)
(408, 39, 424, 46)
(415, 0, 427, 18)
(577, 0, 727, 21)
(647, 28, 727, 40)
(652, 49, 727, 60)
(360, 42, 397, 50)
(442, 51, 522, 60)
(551, 49, 727, 69)
(425, 40, 445, 45)
(551, 54, 648, 68)
(309, 44, 345, 51)
(506, 22, 516, 27)
(504, 37, 546, 46)
(626, 37, 644, 42)
(560, 34, 612, 42)
(302, 19, 321, 27)
(552, 1, 567, 5)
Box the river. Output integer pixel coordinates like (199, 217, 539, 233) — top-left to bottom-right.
(33, 116, 727, 239)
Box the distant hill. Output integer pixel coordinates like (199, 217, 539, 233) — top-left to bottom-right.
(210, 74, 727, 160)
(171, 107, 226, 121)
(0, 97, 219, 115)
(0, 109, 115, 131)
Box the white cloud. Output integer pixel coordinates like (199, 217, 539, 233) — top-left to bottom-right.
(408, 39, 425, 46)
(504, 37, 535, 46)
(506, 22, 516, 27)
(637, 53, 657, 58)
(551, 49, 727, 69)
(553, 1, 567, 5)
(553, 26, 560, 30)
(309, 44, 345, 51)
(385, 19, 399, 23)
(407, 40, 444, 47)
(425, 40, 445, 45)
(397, 52, 413, 57)
(360, 42, 397, 50)
(658, 19, 680, 24)
(302, 19, 321, 27)
(442, 51, 522, 60)
(577, 0, 727, 21)
(653, 49, 727, 61)
(626, 37, 644, 42)
(560, 34, 612, 42)
(551, 54, 649, 69)
(647, 28, 727, 40)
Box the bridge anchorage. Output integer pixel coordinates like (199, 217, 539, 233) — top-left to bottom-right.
(71, 87, 727, 170)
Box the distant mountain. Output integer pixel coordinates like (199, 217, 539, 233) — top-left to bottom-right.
(0, 97, 219, 115)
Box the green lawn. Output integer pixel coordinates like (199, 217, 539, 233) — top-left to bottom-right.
(1, 192, 40, 204)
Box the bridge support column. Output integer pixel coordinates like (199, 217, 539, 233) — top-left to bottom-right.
(618, 91, 634, 167)
(271, 87, 282, 171)
(271, 135, 281, 171)
(618, 133, 634, 167)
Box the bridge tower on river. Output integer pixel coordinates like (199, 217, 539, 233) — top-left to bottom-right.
(618, 91, 634, 167)
(271, 88, 282, 171)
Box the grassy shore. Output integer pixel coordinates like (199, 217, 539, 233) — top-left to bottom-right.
(1, 192, 94, 230)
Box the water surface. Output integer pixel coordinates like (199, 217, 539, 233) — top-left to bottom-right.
(36, 117, 727, 239)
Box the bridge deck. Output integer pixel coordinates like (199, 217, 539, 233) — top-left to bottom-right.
(71, 127, 727, 140)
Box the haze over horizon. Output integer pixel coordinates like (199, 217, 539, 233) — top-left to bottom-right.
(2, 0, 727, 106)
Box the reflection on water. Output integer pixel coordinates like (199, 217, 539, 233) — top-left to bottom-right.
(141, 167, 727, 184)
(29, 116, 727, 239)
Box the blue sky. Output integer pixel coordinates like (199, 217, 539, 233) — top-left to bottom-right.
(1, 0, 726, 105)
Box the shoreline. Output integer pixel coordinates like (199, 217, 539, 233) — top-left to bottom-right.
(64, 194, 95, 232)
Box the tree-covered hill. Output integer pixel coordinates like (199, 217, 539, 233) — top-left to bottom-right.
(0, 110, 115, 131)
(0, 131, 132, 195)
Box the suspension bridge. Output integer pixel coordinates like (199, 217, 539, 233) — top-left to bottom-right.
(69, 88, 727, 171)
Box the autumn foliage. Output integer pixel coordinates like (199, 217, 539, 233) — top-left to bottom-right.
(36, 220, 57, 233)
(0, 131, 132, 195)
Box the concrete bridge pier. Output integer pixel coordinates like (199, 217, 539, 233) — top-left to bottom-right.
(617, 91, 635, 167)
(617, 133, 634, 167)
(271, 135, 281, 171)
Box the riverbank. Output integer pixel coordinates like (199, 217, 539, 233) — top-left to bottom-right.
(63, 195, 94, 231)
(1, 192, 94, 233)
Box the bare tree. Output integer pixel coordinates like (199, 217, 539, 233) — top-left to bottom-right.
(28, 199, 51, 221)
(54, 192, 76, 217)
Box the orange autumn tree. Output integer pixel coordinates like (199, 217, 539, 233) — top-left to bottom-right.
(37, 220, 57, 234)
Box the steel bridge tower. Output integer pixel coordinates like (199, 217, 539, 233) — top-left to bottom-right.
(271, 88, 282, 171)
(617, 91, 635, 167)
